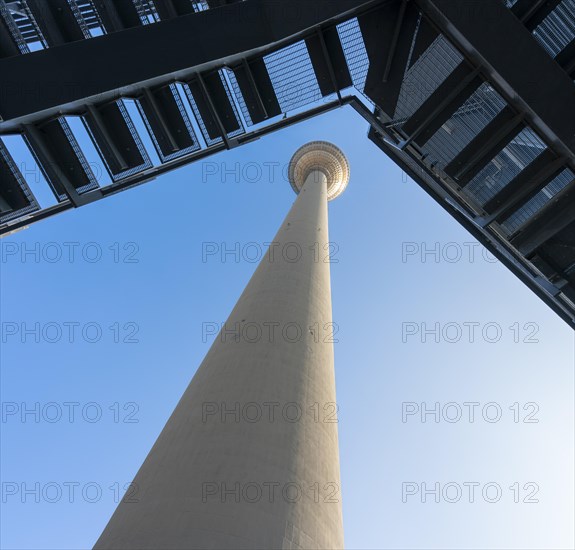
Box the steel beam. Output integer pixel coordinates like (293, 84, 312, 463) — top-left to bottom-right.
(231, 58, 281, 124)
(445, 106, 524, 185)
(240, 59, 270, 120)
(306, 27, 352, 99)
(206, 0, 242, 7)
(194, 73, 232, 148)
(25, 0, 84, 46)
(0, 6, 20, 58)
(408, 15, 438, 69)
(0, 0, 377, 131)
(360, 0, 421, 117)
(484, 150, 566, 219)
(92, 0, 126, 32)
(141, 88, 179, 153)
(556, 39, 575, 78)
(152, 0, 180, 20)
(0, 139, 37, 215)
(414, 0, 575, 166)
(511, 0, 562, 31)
(85, 104, 129, 171)
(401, 63, 482, 147)
(1, 97, 347, 237)
(109, 0, 145, 28)
(23, 123, 100, 207)
(511, 179, 575, 256)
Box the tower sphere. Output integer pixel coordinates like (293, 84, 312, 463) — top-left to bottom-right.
(288, 141, 350, 201)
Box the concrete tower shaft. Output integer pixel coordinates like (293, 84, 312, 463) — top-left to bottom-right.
(95, 143, 348, 549)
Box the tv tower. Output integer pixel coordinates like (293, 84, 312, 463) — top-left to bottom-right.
(95, 141, 350, 549)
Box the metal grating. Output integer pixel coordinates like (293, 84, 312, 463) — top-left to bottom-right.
(393, 34, 463, 122)
(225, 68, 254, 127)
(217, 70, 245, 140)
(137, 84, 201, 162)
(66, 0, 94, 39)
(23, 118, 99, 202)
(337, 18, 370, 96)
(0, 138, 39, 223)
(501, 167, 575, 234)
(192, 0, 210, 11)
(136, 0, 160, 25)
(420, 84, 508, 174)
(464, 127, 547, 205)
(60, 117, 99, 195)
(70, 0, 106, 37)
(184, 70, 245, 146)
(532, 0, 575, 58)
(2, 0, 45, 51)
(263, 40, 323, 113)
(82, 100, 153, 181)
(1, 1, 29, 53)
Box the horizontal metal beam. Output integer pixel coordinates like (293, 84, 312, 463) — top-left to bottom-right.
(401, 63, 482, 147)
(407, 12, 438, 69)
(445, 106, 524, 185)
(511, 179, 575, 256)
(360, 0, 421, 116)
(206, 0, 241, 7)
(23, 123, 97, 207)
(231, 58, 281, 124)
(0, 0, 379, 131)
(556, 38, 575, 78)
(0, 6, 21, 58)
(306, 27, 352, 98)
(511, 0, 562, 31)
(1, 97, 349, 237)
(0, 139, 38, 215)
(239, 59, 270, 121)
(92, 0, 126, 32)
(484, 150, 566, 219)
(25, 0, 84, 46)
(152, 0, 180, 20)
(141, 87, 179, 153)
(414, 0, 575, 167)
(85, 104, 129, 171)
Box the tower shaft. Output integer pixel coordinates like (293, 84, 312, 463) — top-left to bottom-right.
(95, 170, 343, 549)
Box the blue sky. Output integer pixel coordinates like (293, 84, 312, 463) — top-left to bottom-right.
(1, 105, 573, 549)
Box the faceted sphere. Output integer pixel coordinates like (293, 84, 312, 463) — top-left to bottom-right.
(288, 141, 350, 201)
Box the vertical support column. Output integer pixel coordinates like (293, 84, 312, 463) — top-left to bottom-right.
(94, 170, 343, 549)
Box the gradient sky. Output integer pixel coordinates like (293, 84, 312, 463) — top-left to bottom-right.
(1, 103, 574, 549)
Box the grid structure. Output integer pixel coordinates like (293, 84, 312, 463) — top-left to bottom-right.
(337, 18, 370, 97)
(82, 100, 153, 182)
(184, 71, 245, 146)
(66, 0, 95, 39)
(420, 84, 508, 174)
(464, 128, 547, 205)
(263, 41, 323, 113)
(393, 35, 463, 121)
(59, 118, 100, 196)
(136, 84, 201, 162)
(1, 1, 37, 52)
(0, 139, 39, 223)
(533, 0, 575, 59)
(501, 167, 574, 234)
(225, 68, 254, 127)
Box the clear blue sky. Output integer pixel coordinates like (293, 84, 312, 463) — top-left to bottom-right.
(1, 104, 573, 549)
